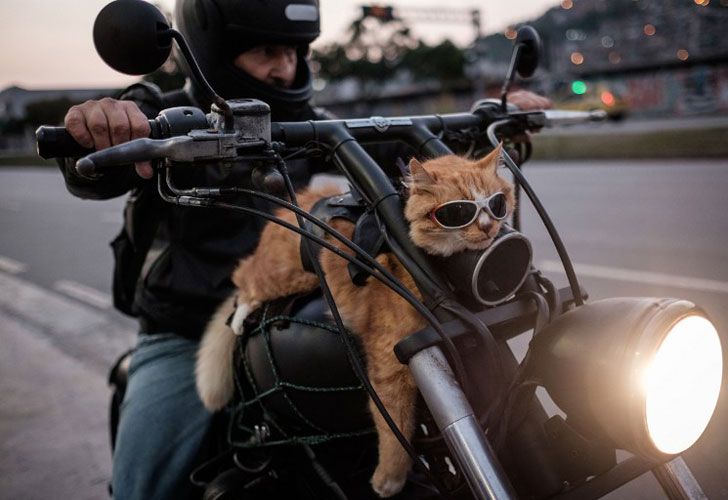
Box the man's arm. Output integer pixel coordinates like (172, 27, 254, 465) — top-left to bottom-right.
(508, 90, 552, 111)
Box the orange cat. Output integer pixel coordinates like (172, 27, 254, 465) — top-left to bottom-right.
(195, 146, 515, 497)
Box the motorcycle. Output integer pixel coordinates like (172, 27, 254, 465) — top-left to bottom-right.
(37, 1, 722, 498)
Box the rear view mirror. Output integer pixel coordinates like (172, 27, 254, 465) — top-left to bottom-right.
(499, 25, 543, 109)
(93, 0, 173, 75)
(514, 26, 542, 78)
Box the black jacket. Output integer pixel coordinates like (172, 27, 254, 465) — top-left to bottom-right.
(58, 82, 328, 339)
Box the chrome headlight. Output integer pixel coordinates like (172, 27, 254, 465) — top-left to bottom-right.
(528, 298, 722, 460)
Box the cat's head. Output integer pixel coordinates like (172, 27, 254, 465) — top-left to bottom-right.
(404, 145, 516, 257)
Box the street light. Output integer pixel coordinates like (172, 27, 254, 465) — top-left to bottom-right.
(528, 297, 722, 461)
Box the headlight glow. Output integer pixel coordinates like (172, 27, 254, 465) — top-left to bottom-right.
(643, 315, 722, 454)
(528, 297, 723, 461)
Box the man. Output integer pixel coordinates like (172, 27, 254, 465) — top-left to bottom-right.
(61, 2, 322, 499)
(60, 1, 550, 498)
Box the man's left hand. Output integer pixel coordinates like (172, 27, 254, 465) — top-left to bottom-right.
(508, 90, 552, 111)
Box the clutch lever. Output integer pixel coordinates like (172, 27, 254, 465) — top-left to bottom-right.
(75, 130, 241, 178)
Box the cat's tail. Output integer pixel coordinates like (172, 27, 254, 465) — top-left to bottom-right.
(196, 293, 254, 411)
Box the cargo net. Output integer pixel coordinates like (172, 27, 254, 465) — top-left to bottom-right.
(226, 296, 376, 449)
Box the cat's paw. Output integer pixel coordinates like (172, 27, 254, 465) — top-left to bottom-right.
(371, 467, 407, 498)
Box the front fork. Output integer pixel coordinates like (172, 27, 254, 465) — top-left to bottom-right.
(409, 345, 516, 499)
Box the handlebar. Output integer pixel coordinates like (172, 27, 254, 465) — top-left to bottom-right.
(36, 112, 483, 162)
(37, 105, 606, 177)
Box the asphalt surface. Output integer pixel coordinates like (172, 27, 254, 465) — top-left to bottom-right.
(1, 160, 727, 499)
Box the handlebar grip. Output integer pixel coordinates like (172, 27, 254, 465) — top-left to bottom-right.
(35, 120, 160, 160)
(35, 126, 94, 160)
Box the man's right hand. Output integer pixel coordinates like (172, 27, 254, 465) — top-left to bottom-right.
(64, 97, 153, 179)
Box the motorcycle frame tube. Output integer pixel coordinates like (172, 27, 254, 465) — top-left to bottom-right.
(309, 123, 454, 306)
(409, 346, 516, 499)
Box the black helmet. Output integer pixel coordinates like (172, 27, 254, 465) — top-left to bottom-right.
(174, 0, 320, 121)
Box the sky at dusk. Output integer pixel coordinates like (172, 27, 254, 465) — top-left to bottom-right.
(0, 0, 560, 89)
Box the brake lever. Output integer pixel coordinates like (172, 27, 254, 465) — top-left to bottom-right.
(74, 130, 241, 178)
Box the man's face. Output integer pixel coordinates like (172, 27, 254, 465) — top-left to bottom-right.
(233, 45, 298, 89)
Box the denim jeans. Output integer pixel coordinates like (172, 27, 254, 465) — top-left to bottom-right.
(112, 333, 213, 500)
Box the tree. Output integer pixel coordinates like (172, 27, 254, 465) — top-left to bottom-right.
(311, 13, 466, 87)
(313, 12, 416, 85)
(401, 40, 465, 83)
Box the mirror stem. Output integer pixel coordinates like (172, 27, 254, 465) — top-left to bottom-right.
(500, 43, 523, 112)
(168, 29, 234, 131)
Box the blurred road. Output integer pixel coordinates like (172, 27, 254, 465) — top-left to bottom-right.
(1, 160, 727, 498)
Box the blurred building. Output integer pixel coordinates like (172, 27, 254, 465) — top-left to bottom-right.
(470, 0, 728, 118)
(320, 0, 728, 119)
(0, 86, 117, 154)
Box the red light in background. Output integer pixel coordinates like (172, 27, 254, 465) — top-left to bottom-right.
(601, 91, 616, 107)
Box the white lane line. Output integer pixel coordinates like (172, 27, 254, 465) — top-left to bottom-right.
(0, 255, 27, 274)
(539, 260, 728, 294)
(53, 280, 113, 309)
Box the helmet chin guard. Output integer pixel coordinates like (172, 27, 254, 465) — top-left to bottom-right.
(174, 0, 319, 120)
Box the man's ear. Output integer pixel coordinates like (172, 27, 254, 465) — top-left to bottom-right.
(407, 158, 435, 191)
(476, 142, 504, 171)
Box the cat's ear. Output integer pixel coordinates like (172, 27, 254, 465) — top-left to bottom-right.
(475, 142, 504, 171)
(407, 158, 435, 191)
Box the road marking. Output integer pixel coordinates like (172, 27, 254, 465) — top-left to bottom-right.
(0, 255, 27, 274)
(53, 280, 113, 309)
(539, 260, 728, 294)
(0, 271, 135, 372)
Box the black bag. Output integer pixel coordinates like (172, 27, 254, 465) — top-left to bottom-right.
(109, 84, 190, 316)
(110, 182, 164, 316)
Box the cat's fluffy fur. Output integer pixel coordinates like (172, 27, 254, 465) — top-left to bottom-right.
(196, 147, 514, 497)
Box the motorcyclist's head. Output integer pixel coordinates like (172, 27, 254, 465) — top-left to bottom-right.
(174, 0, 320, 120)
(233, 44, 298, 90)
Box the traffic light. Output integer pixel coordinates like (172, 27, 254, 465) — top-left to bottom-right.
(362, 5, 396, 22)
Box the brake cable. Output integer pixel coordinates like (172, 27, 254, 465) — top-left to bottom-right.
(160, 166, 458, 496)
(159, 145, 496, 495)
(487, 119, 584, 307)
(189, 197, 452, 495)
(327, 150, 472, 393)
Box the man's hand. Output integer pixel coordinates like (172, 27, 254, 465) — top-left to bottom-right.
(64, 98, 153, 179)
(508, 90, 552, 111)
